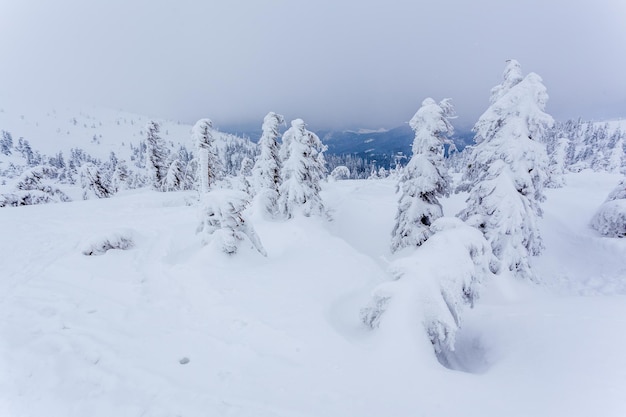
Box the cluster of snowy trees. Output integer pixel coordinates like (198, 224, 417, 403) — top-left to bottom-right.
(365, 60, 556, 363)
(545, 119, 626, 178)
(2, 111, 330, 256)
(362, 59, 624, 365)
(194, 113, 328, 254)
(0, 119, 257, 206)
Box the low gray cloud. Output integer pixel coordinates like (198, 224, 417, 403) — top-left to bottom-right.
(1, 0, 625, 130)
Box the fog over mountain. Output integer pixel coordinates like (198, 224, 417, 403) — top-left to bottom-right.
(1, 0, 625, 129)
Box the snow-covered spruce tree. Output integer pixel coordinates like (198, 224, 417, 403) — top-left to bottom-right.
(252, 112, 284, 217)
(174, 145, 197, 190)
(197, 189, 266, 256)
(458, 60, 552, 281)
(1, 130, 13, 155)
(391, 98, 455, 252)
(111, 159, 130, 192)
(192, 118, 220, 193)
(163, 159, 185, 192)
(606, 130, 625, 174)
(238, 156, 254, 195)
(278, 119, 327, 218)
(145, 121, 169, 190)
(545, 136, 569, 188)
(489, 59, 524, 103)
(81, 163, 113, 199)
(590, 178, 626, 238)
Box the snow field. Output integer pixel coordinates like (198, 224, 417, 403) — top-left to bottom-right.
(0, 171, 625, 416)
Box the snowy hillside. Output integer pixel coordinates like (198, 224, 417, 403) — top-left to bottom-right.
(1, 171, 625, 417)
(0, 104, 258, 199)
(0, 104, 192, 159)
(0, 103, 257, 170)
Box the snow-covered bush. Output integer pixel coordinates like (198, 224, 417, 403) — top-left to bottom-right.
(590, 179, 626, 238)
(362, 218, 494, 361)
(81, 230, 136, 255)
(197, 189, 266, 256)
(329, 165, 350, 181)
(1, 189, 67, 207)
(0, 165, 71, 207)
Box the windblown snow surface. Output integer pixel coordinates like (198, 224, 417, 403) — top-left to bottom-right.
(1, 171, 625, 417)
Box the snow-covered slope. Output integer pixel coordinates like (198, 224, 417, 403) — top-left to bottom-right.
(0, 103, 257, 177)
(0, 104, 192, 159)
(1, 171, 625, 416)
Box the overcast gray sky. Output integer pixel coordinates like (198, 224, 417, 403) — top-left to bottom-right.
(1, 0, 625, 130)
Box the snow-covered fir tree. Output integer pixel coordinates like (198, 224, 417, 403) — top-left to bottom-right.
(252, 112, 284, 217)
(606, 130, 625, 173)
(16, 138, 40, 166)
(192, 118, 220, 193)
(1, 130, 13, 155)
(391, 98, 455, 253)
(489, 59, 523, 103)
(278, 118, 327, 218)
(81, 163, 113, 200)
(163, 159, 185, 192)
(145, 121, 168, 190)
(111, 159, 130, 192)
(546, 136, 569, 188)
(238, 156, 254, 195)
(458, 60, 552, 281)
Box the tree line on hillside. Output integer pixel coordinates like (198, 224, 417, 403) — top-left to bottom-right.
(0, 123, 256, 205)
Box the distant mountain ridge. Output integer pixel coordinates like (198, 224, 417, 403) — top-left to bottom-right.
(221, 122, 474, 169)
(316, 125, 473, 167)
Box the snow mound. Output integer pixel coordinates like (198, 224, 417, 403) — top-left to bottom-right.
(590, 178, 626, 238)
(590, 199, 626, 238)
(362, 217, 494, 368)
(81, 229, 136, 255)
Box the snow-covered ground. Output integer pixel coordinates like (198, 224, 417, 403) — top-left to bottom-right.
(1, 171, 625, 416)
